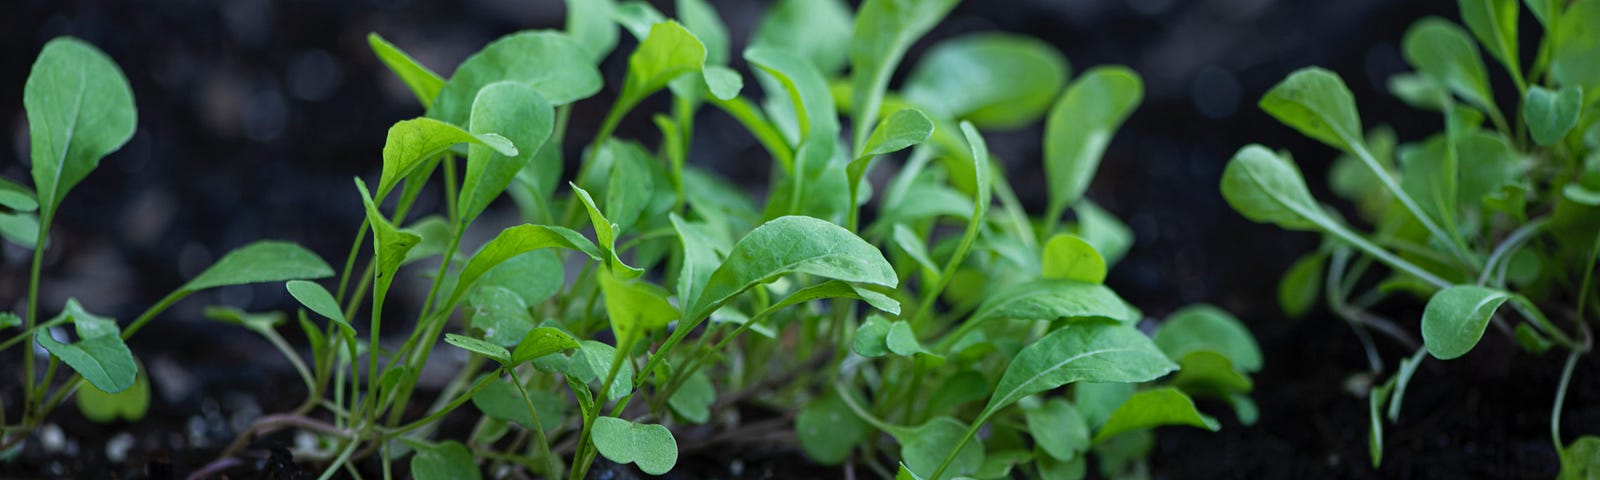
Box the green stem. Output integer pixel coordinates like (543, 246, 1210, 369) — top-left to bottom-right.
(316, 438, 360, 480)
(1349, 142, 1477, 269)
(1550, 346, 1584, 449)
(23, 214, 52, 420)
(260, 327, 316, 398)
(1308, 211, 1451, 289)
(386, 372, 497, 436)
(335, 219, 371, 302)
(507, 368, 563, 478)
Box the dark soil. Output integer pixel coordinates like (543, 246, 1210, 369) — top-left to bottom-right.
(4, 0, 1594, 478)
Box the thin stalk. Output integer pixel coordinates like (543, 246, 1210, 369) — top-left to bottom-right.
(22, 215, 52, 420)
(335, 219, 371, 302)
(507, 368, 563, 479)
(1348, 142, 1477, 269)
(260, 327, 317, 398)
(1309, 211, 1451, 289)
(316, 438, 360, 480)
(1480, 218, 1549, 286)
(1550, 345, 1584, 448)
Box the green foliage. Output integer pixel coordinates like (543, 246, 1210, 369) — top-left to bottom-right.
(1225, 0, 1600, 467)
(25, 37, 136, 220)
(0, 4, 1258, 478)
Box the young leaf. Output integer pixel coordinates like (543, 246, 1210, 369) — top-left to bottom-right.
(862, 109, 935, 156)
(1170, 351, 1254, 396)
(1402, 18, 1495, 112)
(1552, 0, 1600, 89)
(512, 327, 580, 365)
(35, 299, 136, 392)
(569, 340, 633, 401)
(1074, 200, 1133, 266)
(411, 441, 482, 480)
(886, 321, 935, 357)
(1457, 0, 1520, 77)
(903, 33, 1069, 129)
(1043, 66, 1143, 215)
(0, 312, 20, 330)
(1421, 285, 1512, 359)
(445, 224, 603, 309)
(1561, 436, 1600, 479)
(1090, 387, 1220, 444)
(854, 314, 893, 358)
(690, 216, 896, 320)
(1278, 253, 1325, 318)
(1075, 381, 1135, 429)
(377, 118, 515, 200)
(459, 82, 554, 225)
(468, 286, 532, 347)
(967, 278, 1140, 328)
(25, 37, 137, 218)
(667, 369, 715, 424)
(591, 416, 679, 475)
(1041, 234, 1108, 284)
(0, 177, 38, 212)
(597, 270, 678, 351)
(894, 417, 985, 480)
(678, 0, 730, 65)
(476, 250, 564, 306)
(181, 241, 333, 293)
(285, 280, 344, 325)
(620, 21, 706, 108)
(702, 65, 743, 100)
(429, 31, 602, 124)
(1152, 304, 1263, 373)
(571, 183, 641, 278)
(760, 280, 900, 317)
(1259, 68, 1365, 153)
(354, 179, 421, 299)
(797, 389, 870, 464)
(1369, 379, 1395, 467)
(745, 47, 840, 142)
(1219, 145, 1321, 231)
(603, 140, 657, 233)
(472, 377, 562, 432)
(367, 33, 445, 108)
(848, 0, 959, 153)
(670, 214, 725, 308)
(444, 333, 511, 364)
(76, 367, 150, 423)
(1025, 398, 1091, 461)
(1524, 86, 1583, 146)
(566, 0, 618, 62)
(751, 0, 854, 74)
(979, 322, 1177, 424)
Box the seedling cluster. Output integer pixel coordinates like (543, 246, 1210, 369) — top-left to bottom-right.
(1222, 0, 1600, 475)
(4, 0, 1271, 479)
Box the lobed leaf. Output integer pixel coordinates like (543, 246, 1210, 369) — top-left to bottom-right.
(591, 417, 679, 475)
(1524, 86, 1583, 146)
(36, 299, 136, 393)
(1152, 304, 1262, 373)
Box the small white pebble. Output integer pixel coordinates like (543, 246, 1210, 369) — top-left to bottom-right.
(730, 459, 745, 476)
(105, 432, 135, 463)
(38, 424, 65, 453)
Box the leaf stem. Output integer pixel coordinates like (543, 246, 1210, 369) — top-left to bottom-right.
(507, 367, 563, 478)
(22, 216, 50, 422)
(1348, 142, 1477, 269)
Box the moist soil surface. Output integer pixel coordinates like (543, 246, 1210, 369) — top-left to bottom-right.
(4, 0, 1593, 478)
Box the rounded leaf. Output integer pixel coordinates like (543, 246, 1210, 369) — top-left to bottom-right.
(1421, 285, 1511, 359)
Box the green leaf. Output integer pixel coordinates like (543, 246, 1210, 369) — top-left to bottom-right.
(354, 179, 421, 301)
(25, 37, 137, 218)
(566, 0, 618, 62)
(1524, 86, 1583, 146)
(690, 216, 896, 320)
(401, 216, 454, 265)
(797, 389, 870, 464)
(751, 0, 853, 74)
(854, 314, 893, 358)
(926, 371, 989, 417)
(1560, 436, 1600, 480)
(967, 278, 1141, 329)
(591, 416, 678, 475)
(1171, 350, 1255, 398)
(444, 333, 510, 363)
(1387, 351, 1425, 422)
(459, 82, 554, 225)
(1220, 144, 1322, 231)
(745, 47, 840, 142)
(511, 327, 579, 365)
(1152, 304, 1262, 373)
(904, 33, 1069, 129)
(979, 322, 1177, 424)
(285, 280, 344, 325)
(203, 307, 284, 335)
(1403, 18, 1495, 113)
(1552, 0, 1600, 89)
(598, 269, 677, 350)
(1369, 379, 1395, 467)
(848, 0, 959, 154)
(702, 65, 743, 100)
(0, 177, 39, 212)
(0, 312, 20, 330)
(886, 321, 935, 357)
(571, 183, 641, 278)
(472, 376, 562, 432)
(569, 340, 634, 401)
(1278, 253, 1325, 318)
(445, 224, 603, 309)
(1037, 453, 1088, 480)
(670, 214, 725, 308)
(893, 417, 985, 480)
(36, 299, 136, 392)
(1421, 285, 1512, 359)
(1025, 398, 1090, 461)
(0, 211, 41, 249)
(367, 33, 445, 108)
(1074, 381, 1134, 429)
(1044, 66, 1143, 215)
(1525, 0, 1557, 26)
(667, 369, 715, 424)
(603, 140, 656, 233)
(678, 0, 730, 65)
(896, 463, 927, 480)
(181, 241, 334, 293)
(1091, 387, 1219, 444)
(760, 280, 900, 317)
(411, 441, 481, 480)
(621, 21, 706, 107)
(1259, 68, 1365, 153)
(476, 250, 564, 306)
(1457, 0, 1520, 77)
(1389, 72, 1452, 111)
(76, 364, 149, 423)
(1041, 234, 1108, 284)
(862, 108, 935, 156)
(377, 117, 515, 200)
(430, 31, 602, 124)
(1073, 200, 1133, 267)
(467, 286, 532, 347)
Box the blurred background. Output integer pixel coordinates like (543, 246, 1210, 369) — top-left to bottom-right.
(12, 0, 1582, 478)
